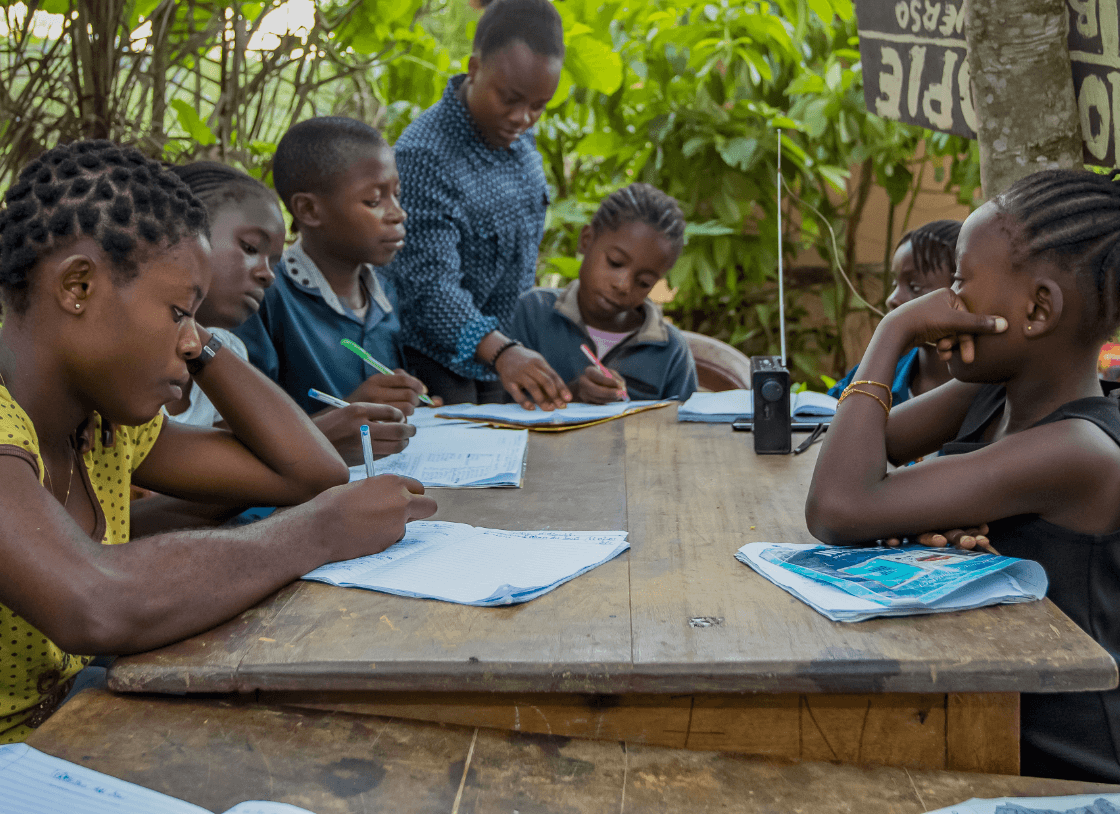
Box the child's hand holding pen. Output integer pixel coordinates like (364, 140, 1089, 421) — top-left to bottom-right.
(347, 372, 441, 416)
(309, 390, 416, 467)
(577, 344, 628, 403)
(340, 339, 440, 415)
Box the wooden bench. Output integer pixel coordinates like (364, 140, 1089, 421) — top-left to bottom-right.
(27, 690, 1120, 813)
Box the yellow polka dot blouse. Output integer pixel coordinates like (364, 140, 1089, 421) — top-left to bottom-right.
(0, 385, 163, 743)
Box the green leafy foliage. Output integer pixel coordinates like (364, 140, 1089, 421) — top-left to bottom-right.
(0, 0, 979, 386)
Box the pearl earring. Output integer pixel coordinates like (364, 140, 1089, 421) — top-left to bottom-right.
(74, 303, 81, 310)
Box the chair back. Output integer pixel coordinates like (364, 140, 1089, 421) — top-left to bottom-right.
(682, 330, 753, 391)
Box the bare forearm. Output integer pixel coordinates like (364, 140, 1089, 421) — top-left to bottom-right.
(130, 493, 245, 538)
(806, 320, 911, 542)
(193, 346, 347, 491)
(65, 507, 326, 654)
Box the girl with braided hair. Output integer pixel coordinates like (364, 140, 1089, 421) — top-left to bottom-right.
(0, 141, 436, 742)
(829, 219, 962, 405)
(806, 168, 1120, 782)
(167, 161, 414, 464)
(507, 183, 697, 402)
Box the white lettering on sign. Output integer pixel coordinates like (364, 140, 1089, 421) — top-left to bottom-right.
(923, 48, 957, 130)
(1080, 72, 1111, 160)
(893, 0, 963, 35)
(959, 56, 977, 132)
(877, 46, 904, 119)
(907, 45, 927, 119)
(1071, 0, 1100, 37)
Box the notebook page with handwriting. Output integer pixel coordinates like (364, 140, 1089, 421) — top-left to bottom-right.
(0, 744, 317, 814)
(0, 743, 207, 814)
(304, 521, 629, 605)
(349, 425, 527, 487)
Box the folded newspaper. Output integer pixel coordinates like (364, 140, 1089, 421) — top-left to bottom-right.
(735, 542, 1047, 622)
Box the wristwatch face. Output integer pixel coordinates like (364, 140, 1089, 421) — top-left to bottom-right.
(187, 334, 223, 375)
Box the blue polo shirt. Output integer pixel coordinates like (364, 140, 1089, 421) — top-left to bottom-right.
(233, 239, 403, 414)
(508, 281, 698, 401)
(383, 74, 550, 381)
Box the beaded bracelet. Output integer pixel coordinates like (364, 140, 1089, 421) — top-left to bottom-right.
(838, 382, 890, 418)
(848, 379, 893, 411)
(489, 339, 522, 369)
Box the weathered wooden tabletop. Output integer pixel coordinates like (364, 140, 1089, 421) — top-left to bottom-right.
(26, 690, 1120, 814)
(110, 406, 1117, 697)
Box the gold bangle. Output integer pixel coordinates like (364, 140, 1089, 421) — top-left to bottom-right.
(838, 386, 890, 418)
(848, 379, 893, 410)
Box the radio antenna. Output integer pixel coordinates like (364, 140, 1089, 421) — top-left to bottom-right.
(776, 129, 787, 366)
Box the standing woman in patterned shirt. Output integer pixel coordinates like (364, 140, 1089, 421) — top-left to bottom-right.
(386, 0, 572, 409)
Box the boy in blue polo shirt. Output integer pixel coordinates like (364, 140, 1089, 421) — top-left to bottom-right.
(508, 184, 697, 402)
(235, 117, 434, 426)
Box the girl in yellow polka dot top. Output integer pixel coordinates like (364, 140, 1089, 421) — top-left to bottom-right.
(0, 141, 437, 742)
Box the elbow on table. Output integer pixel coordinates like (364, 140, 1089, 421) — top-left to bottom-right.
(804, 488, 869, 547)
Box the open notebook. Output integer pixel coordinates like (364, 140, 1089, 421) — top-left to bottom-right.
(677, 389, 837, 423)
(435, 399, 673, 431)
(0, 743, 313, 814)
(304, 520, 629, 606)
(349, 421, 528, 488)
(923, 794, 1120, 813)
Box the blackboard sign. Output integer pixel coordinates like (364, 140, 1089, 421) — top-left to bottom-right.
(854, 0, 1120, 166)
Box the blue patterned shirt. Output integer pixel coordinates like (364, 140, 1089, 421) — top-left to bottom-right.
(384, 74, 550, 381)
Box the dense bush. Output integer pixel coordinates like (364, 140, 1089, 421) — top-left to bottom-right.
(0, 0, 979, 383)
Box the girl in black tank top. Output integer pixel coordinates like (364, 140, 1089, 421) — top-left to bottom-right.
(806, 169, 1120, 783)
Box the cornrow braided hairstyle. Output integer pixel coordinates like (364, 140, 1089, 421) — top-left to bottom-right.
(995, 168, 1120, 344)
(589, 183, 686, 256)
(899, 219, 962, 280)
(474, 0, 564, 60)
(170, 161, 273, 217)
(0, 140, 209, 315)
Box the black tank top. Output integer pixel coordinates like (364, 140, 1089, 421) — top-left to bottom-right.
(941, 383, 1120, 782)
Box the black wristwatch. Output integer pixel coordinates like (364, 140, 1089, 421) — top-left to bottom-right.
(186, 332, 224, 375)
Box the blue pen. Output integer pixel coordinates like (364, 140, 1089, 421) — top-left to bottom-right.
(360, 424, 376, 478)
(340, 339, 435, 406)
(308, 388, 349, 409)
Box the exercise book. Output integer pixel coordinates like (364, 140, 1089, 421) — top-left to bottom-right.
(350, 422, 527, 488)
(435, 399, 673, 431)
(677, 389, 837, 423)
(0, 743, 313, 814)
(304, 520, 629, 606)
(924, 794, 1120, 813)
(735, 542, 1047, 622)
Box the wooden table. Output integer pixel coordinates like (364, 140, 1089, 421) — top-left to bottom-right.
(28, 691, 1120, 814)
(110, 407, 1118, 775)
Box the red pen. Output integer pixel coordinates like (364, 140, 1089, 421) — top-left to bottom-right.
(580, 343, 629, 402)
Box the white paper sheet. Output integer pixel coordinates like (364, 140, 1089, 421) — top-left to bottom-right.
(304, 520, 629, 606)
(0, 744, 319, 814)
(350, 424, 527, 488)
(923, 794, 1120, 814)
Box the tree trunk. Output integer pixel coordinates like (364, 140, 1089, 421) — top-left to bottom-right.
(965, 0, 1083, 197)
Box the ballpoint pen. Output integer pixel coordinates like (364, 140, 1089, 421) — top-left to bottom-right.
(341, 339, 435, 406)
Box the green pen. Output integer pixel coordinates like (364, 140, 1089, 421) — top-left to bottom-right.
(340, 339, 435, 406)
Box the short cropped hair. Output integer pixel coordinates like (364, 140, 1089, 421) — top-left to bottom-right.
(271, 117, 386, 215)
(473, 0, 564, 61)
